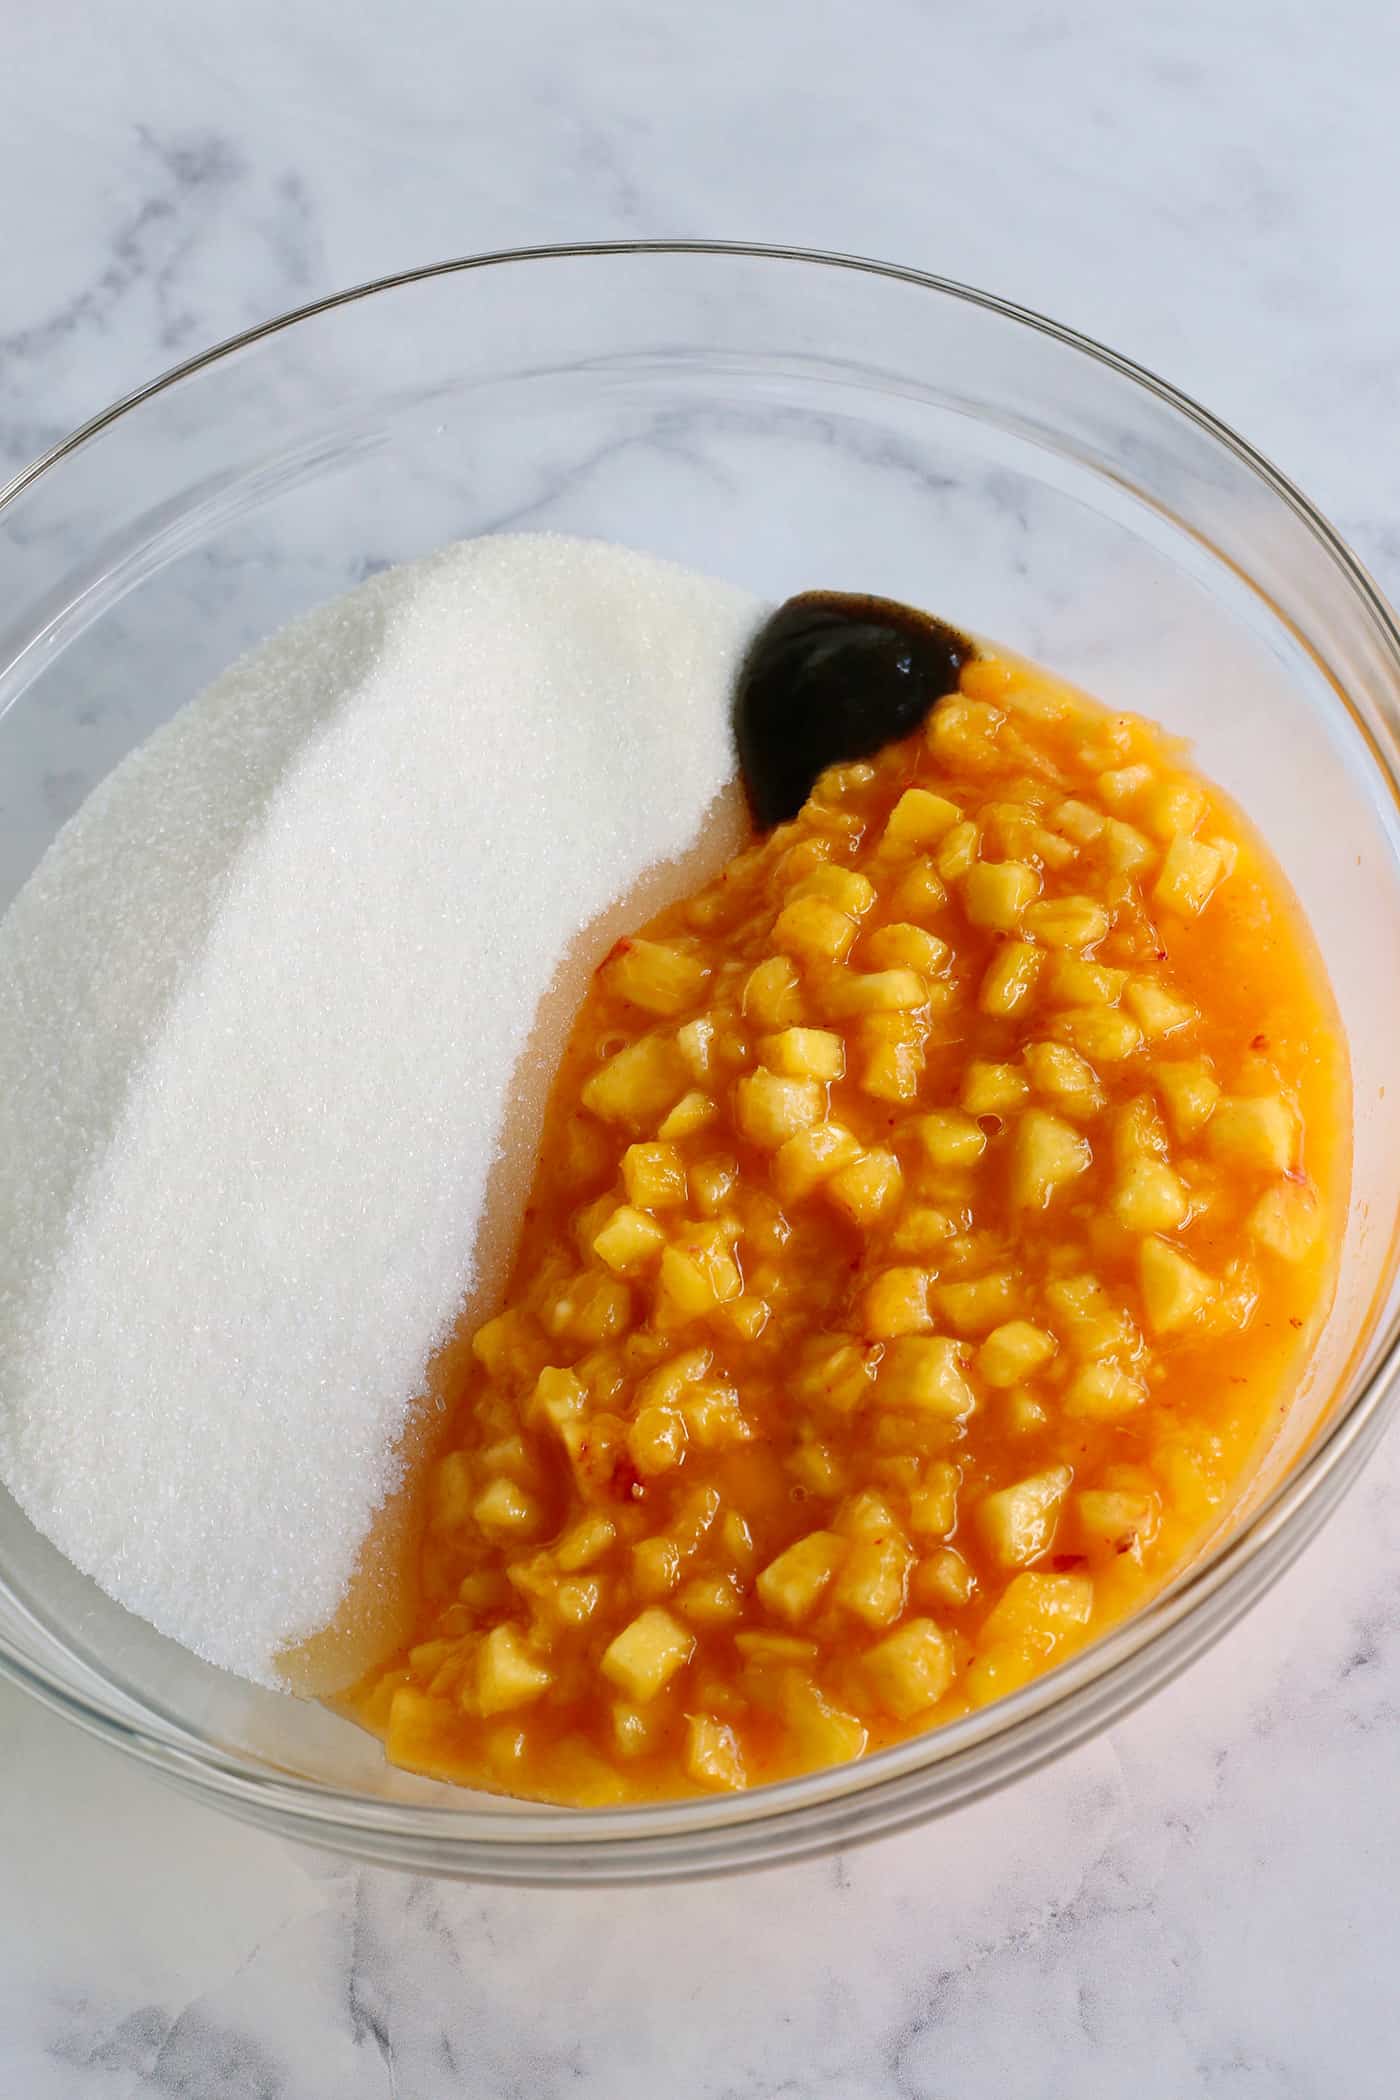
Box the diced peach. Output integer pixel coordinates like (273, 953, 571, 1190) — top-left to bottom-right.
(792, 1338, 880, 1416)
(980, 1570, 1093, 1646)
(1154, 834, 1225, 916)
(601, 1610, 695, 1701)
(791, 863, 876, 918)
(889, 858, 948, 920)
(1112, 1158, 1189, 1235)
(907, 1461, 961, 1538)
(1125, 976, 1196, 1039)
(936, 820, 980, 880)
(961, 1061, 1031, 1115)
(1206, 1095, 1297, 1173)
(538, 1360, 604, 1440)
(622, 1140, 688, 1210)
(581, 1035, 687, 1130)
(603, 938, 709, 1016)
(1044, 1273, 1140, 1359)
(774, 1121, 863, 1203)
(1101, 817, 1155, 876)
(865, 922, 950, 974)
(473, 1476, 545, 1539)
(1153, 1058, 1220, 1139)
(885, 787, 962, 849)
(1044, 954, 1126, 1007)
(933, 1271, 1018, 1335)
(964, 860, 1039, 931)
(662, 1092, 717, 1143)
(911, 1548, 975, 1608)
(592, 1204, 666, 1273)
(977, 1466, 1072, 1566)
(758, 1026, 845, 1081)
(979, 939, 1043, 1018)
(743, 955, 804, 1028)
(976, 1320, 1056, 1388)
(858, 1011, 926, 1103)
(772, 894, 857, 965)
(826, 1147, 903, 1226)
(756, 1531, 847, 1623)
(860, 1268, 933, 1339)
(1249, 1180, 1322, 1261)
(834, 1535, 912, 1628)
(684, 1713, 746, 1791)
(879, 1336, 976, 1418)
(819, 968, 928, 1017)
(735, 1068, 826, 1149)
(1063, 1362, 1147, 1420)
(477, 1626, 554, 1716)
(1023, 1039, 1105, 1117)
(915, 1110, 987, 1169)
(1076, 1488, 1159, 1557)
(1022, 896, 1109, 949)
(1009, 1111, 1091, 1209)
(778, 1673, 869, 1768)
(864, 1619, 955, 1718)
(1139, 1237, 1213, 1334)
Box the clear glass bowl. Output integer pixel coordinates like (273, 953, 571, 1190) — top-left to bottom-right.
(2, 242, 1399, 1885)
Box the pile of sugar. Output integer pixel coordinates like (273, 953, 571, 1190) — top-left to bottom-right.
(0, 533, 761, 1687)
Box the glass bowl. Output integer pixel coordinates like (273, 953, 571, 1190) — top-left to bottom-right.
(2, 242, 1399, 1886)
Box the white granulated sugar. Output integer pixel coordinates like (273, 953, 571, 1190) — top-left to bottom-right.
(0, 533, 761, 1686)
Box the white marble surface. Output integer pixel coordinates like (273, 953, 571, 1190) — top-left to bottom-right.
(4, 1, 1400, 2092)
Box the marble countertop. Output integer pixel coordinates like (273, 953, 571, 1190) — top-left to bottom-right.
(5, 1, 1400, 2092)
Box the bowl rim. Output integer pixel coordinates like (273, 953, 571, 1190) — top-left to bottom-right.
(4, 237, 1400, 1881)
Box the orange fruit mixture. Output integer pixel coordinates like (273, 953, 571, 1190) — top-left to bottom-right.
(357, 649, 1348, 1804)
